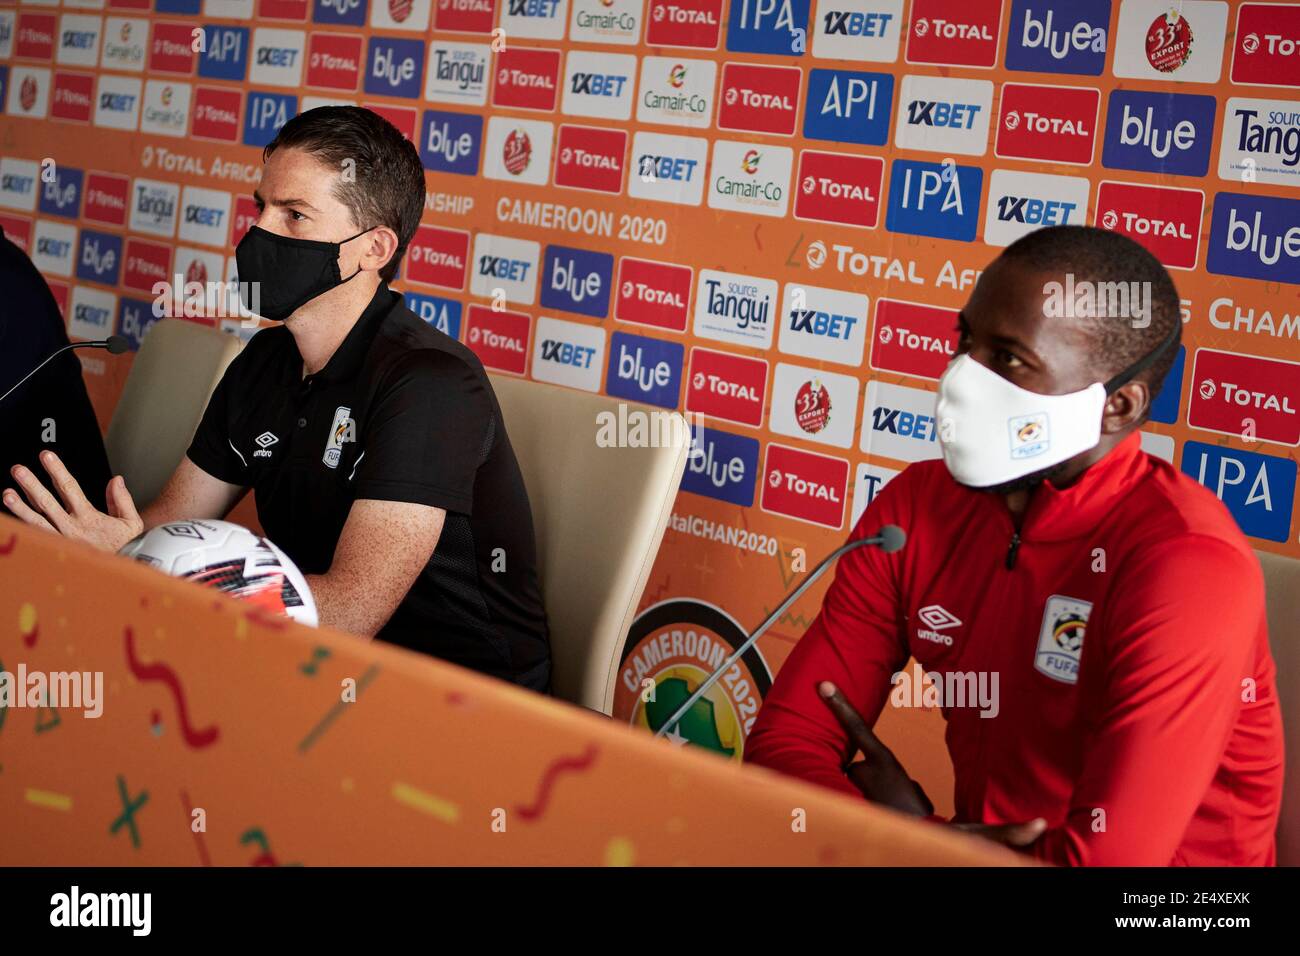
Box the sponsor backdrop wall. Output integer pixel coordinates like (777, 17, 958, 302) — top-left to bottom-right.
(1, 0, 1298, 778)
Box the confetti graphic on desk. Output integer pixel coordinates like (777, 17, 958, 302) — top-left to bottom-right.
(0, 534, 16, 556)
(515, 744, 600, 823)
(34, 702, 60, 735)
(299, 646, 331, 677)
(124, 627, 219, 749)
(18, 603, 38, 648)
(109, 775, 149, 850)
(297, 664, 380, 754)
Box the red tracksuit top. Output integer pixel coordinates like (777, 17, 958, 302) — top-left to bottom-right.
(746, 432, 1285, 866)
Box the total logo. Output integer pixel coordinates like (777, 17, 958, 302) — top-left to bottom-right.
(192, 87, 242, 142)
(500, 0, 571, 41)
(1208, 192, 1300, 286)
(1103, 89, 1216, 177)
(419, 109, 483, 176)
(32, 221, 77, 278)
(424, 41, 490, 106)
(726, 0, 810, 57)
(465, 304, 531, 376)
(636, 56, 716, 129)
(103, 18, 149, 74)
(995, 83, 1099, 166)
(811, 0, 904, 62)
(869, 298, 959, 381)
(777, 282, 868, 366)
(1188, 348, 1300, 447)
(52, 72, 93, 124)
(39, 166, 83, 220)
(794, 150, 883, 229)
(628, 131, 708, 206)
(250, 28, 305, 88)
(69, 286, 118, 342)
(1231, 2, 1300, 89)
(83, 172, 130, 226)
(483, 117, 554, 186)
(717, 62, 801, 136)
(708, 140, 793, 219)
(554, 124, 627, 194)
(615, 256, 693, 331)
(6, 67, 50, 120)
(435, 0, 499, 35)
(605, 331, 684, 409)
(561, 50, 636, 121)
(406, 224, 470, 290)
(94, 74, 141, 130)
(861, 379, 942, 462)
(370, 0, 433, 30)
(1218, 98, 1300, 188)
(470, 232, 541, 305)
(760, 443, 849, 530)
(886, 158, 982, 242)
(129, 178, 179, 239)
(851, 461, 900, 528)
(149, 22, 197, 75)
(571, 0, 642, 45)
(306, 33, 363, 92)
(1181, 441, 1295, 544)
(803, 238, 926, 284)
(540, 244, 614, 318)
(894, 74, 992, 155)
(198, 25, 248, 82)
(693, 268, 777, 349)
(1004, 0, 1110, 76)
(532, 315, 606, 392)
(56, 14, 102, 69)
(646, 0, 724, 49)
(985, 169, 1089, 247)
(905, 0, 1003, 69)
(682, 425, 759, 507)
(492, 46, 561, 112)
(76, 229, 122, 287)
(404, 291, 462, 339)
(770, 363, 859, 448)
(141, 80, 192, 138)
(803, 68, 893, 146)
(123, 238, 172, 294)
(364, 36, 424, 98)
(1113, 0, 1229, 84)
(1095, 181, 1204, 271)
(685, 347, 768, 427)
(15, 13, 56, 61)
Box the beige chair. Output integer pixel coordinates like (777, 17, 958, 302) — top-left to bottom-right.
(1257, 550, 1300, 866)
(489, 373, 690, 714)
(105, 320, 240, 508)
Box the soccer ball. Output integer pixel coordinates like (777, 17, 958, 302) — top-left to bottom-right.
(119, 519, 318, 626)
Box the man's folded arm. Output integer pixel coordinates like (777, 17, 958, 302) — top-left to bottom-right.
(745, 484, 912, 797)
(1030, 536, 1265, 866)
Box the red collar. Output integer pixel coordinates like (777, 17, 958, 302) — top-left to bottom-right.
(1011, 432, 1149, 543)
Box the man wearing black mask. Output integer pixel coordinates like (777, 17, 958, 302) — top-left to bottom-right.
(3, 107, 551, 692)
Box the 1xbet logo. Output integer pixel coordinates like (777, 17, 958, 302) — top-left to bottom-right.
(1004, 0, 1109, 75)
(365, 36, 423, 97)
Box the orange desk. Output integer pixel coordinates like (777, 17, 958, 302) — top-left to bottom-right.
(0, 517, 1018, 866)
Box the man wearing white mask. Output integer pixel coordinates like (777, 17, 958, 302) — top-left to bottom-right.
(747, 226, 1284, 866)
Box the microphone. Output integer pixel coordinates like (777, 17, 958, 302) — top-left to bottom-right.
(0, 335, 130, 405)
(653, 524, 908, 740)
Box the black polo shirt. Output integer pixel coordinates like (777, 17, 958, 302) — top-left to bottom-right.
(186, 283, 550, 690)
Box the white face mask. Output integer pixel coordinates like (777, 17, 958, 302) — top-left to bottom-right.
(933, 323, 1180, 489)
(935, 355, 1106, 488)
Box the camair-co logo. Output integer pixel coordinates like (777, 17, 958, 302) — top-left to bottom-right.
(915, 603, 961, 645)
(708, 140, 793, 218)
(637, 57, 715, 128)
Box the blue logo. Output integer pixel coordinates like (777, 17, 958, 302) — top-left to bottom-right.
(365, 37, 424, 99)
(1207, 192, 1300, 286)
(885, 160, 983, 242)
(541, 245, 614, 318)
(117, 297, 161, 352)
(682, 425, 759, 507)
(404, 291, 462, 339)
(1005, 0, 1110, 76)
(156, 0, 202, 13)
(1149, 345, 1185, 425)
(1102, 90, 1216, 177)
(243, 92, 297, 148)
(1181, 442, 1296, 543)
(727, 0, 810, 57)
(606, 332, 683, 409)
(200, 26, 249, 81)
(419, 110, 482, 176)
(314, 0, 368, 26)
(39, 166, 84, 219)
(76, 230, 123, 287)
(803, 70, 893, 146)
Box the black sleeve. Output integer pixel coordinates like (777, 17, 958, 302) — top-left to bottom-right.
(185, 353, 251, 486)
(353, 350, 493, 515)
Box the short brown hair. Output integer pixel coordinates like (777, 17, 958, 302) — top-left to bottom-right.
(264, 106, 426, 283)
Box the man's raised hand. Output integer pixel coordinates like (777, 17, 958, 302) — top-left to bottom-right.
(3, 450, 143, 553)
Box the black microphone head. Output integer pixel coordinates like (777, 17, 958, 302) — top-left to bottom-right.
(104, 335, 130, 355)
(878, 525, 906, 553)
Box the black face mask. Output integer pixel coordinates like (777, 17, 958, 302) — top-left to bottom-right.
(235, 225, 372, 321)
